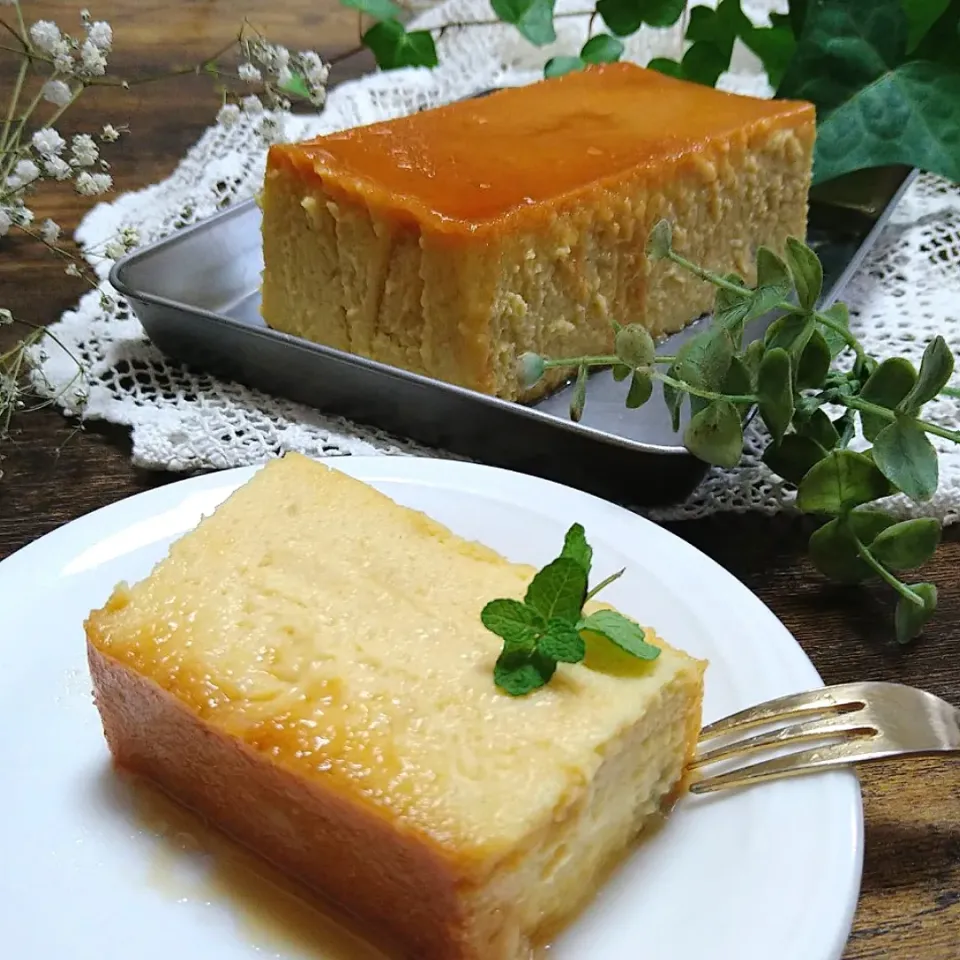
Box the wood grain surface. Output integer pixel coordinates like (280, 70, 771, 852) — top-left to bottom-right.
(1, 2, 958, 956)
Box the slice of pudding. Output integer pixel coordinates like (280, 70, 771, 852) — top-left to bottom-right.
(260, 62, 815, 400)
(86, 453, 706, 959)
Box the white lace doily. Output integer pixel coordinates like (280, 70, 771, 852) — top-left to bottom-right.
(30, 0, 960, 523)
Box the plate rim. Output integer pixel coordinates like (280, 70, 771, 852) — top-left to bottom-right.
(0, 454, 865, 959)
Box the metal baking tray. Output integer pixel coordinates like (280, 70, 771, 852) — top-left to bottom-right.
(110, 132, 916, 506)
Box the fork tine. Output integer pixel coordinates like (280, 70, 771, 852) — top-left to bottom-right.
(688, 714, 877, 770)
(689, 740, 904, 794)
(698, 682, 868, 743)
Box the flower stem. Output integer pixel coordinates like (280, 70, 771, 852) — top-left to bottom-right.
(667, 250, 747, 296)
(1, 57, 28, 153)
(849, 525, 924, 607)
(842, 396, 960, 444)
(653, 370, 756, 405)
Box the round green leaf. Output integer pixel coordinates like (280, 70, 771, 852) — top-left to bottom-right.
(756, 347, 794, 443)
(646, 219, 673, 260)
(675, 327, 734, 392)
(362, 21, 439, 69)
(517, 352, 546, 389)
(491, 0, 557, 46)
(569, 364, 587, 422)
(747, 247, 793, 321)
(612, 363, 631, 382)
(646, 56, 683, 79)
(544, 55, 584, 78)
(580, 33, 624, 64)
(872, 419, 939, 503)
(625, 369, 653, 408)
(796, 329, 832, 389)
(721, 355, 753, 415)
(713, 274, 751, 343)
(894, 582, 937, 644)
(683, 399, 744, 468)
(764, 313, 815, 361)
(897, 335, 955, 414)
(785, 236, 823, 311)
(808, 510, 896, 584)
(762, 434, 826, 486)
(797, 407, 840, 451)
(818, 302, 852, 358)
(869, 518, 942, 571)
(796, 449, 895, 516)
(615, 324, 656, 368)
(858, 357, 918, 441)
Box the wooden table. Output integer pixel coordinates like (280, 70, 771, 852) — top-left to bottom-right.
(1, 2, 958, 956)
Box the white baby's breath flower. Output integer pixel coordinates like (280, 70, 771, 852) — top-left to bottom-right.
(298, 51, 329, 85)
(0, 308, 13, 326)
(277, 64, 294, 88)
(80, 38, 107, 76)
(10, 204, 34, 227)
(14, 159, 40, 186)
(70, 133, 99, 167)
(0, 208, 11, 238)
(42, 80, 73, 107)
(119, 226, 140, 249)
(65, 262, 83, 277)
(238, 62, 262, 83)
(29, 20, 63, 55)
(241, 94, 264, 115)
(216, 103, 241, 128)
(100, 124, 120, 142)
(51, 40, 75, 75)
(32, 127, 66, 156)
(75, 170, 112, 195)
(44, 156, 72, 180)
(258, 114, 284, 143)
(40, 219, 61, 244)
(86, 20, 112, 50)
(104, 239, 126, 259)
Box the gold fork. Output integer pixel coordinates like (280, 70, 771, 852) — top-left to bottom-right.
(688, 681, 960, 795)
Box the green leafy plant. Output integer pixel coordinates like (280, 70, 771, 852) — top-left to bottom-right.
(340, 0, 960, 188)
(517, 221, 959, 646)
(481, 523, 660, 695)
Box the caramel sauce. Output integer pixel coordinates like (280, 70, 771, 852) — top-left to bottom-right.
(269, 62, 813, 234)
(114, 769, 396, 960)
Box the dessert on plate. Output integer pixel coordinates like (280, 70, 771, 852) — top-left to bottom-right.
(86, 453, 706, 959)
(260, 62, 815, 400)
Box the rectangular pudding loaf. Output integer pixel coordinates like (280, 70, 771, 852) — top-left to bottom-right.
(260, 62, 816, 400)
(86, 453, 706, 960)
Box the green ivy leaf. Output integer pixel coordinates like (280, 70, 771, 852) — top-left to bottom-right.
(340, 0, 403, 20)
(626, 369, 654, 408)
(797, 330, 832, 390)
(538, 618, 587, 663)
(524, 556, 588, 624)
(762, 434, 826, 486)
(579, 609, 660, 659)
(796, 449, 895, 515)
(808, 510, 896, 584)
(897, 335, 955, 414)
(869, 517, 942, 571)
(681, 41, 731, 87)
(797, 407, 841, 451)
(560, 522, 593, 574)
(859, 356, 918, 440)
(819, 302, 852, 358)
(784, 236, 823, 311)
(756, 347, 794, 443)
(581, 33, 625, 64)
(905, 0, 952, 53)
(493, 648, 556, 695)
(596, 0, 685, 37)
(362, 21, 439, 69)
(646, 56, 684, 79)
(740, 22, 797, 88)
(544, 55, 584, 78)
(683, 399, 744, 468)
(675, 327, 735, 392)
(872, 419, 939, 502)
(894, 582, 937, 644)
(480, 598, 544, 652)
(491, 0, 557, 46)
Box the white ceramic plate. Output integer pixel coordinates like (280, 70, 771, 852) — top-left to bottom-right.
(0, 456, 863, 960)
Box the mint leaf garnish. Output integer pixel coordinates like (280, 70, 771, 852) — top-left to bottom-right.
(480, 598, 543, 653)
(579, 609, 661, 660)
(524, 556, 587, 623)
(560, 522, 592, 574)
(483, 524, 659, 695)
(539, 618, 587, 663)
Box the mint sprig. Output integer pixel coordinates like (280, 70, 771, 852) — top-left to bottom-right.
(482, 523, 660, 696)
(518, 221, 960, 646)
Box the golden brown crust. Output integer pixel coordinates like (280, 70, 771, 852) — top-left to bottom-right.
(86, 640, 469, 960)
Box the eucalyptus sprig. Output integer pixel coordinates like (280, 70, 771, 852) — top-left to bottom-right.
(482, 523, 659, 695)
(518, 220, 959, 645)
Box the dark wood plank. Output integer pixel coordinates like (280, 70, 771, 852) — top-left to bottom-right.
(1, 2, 957, 956)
